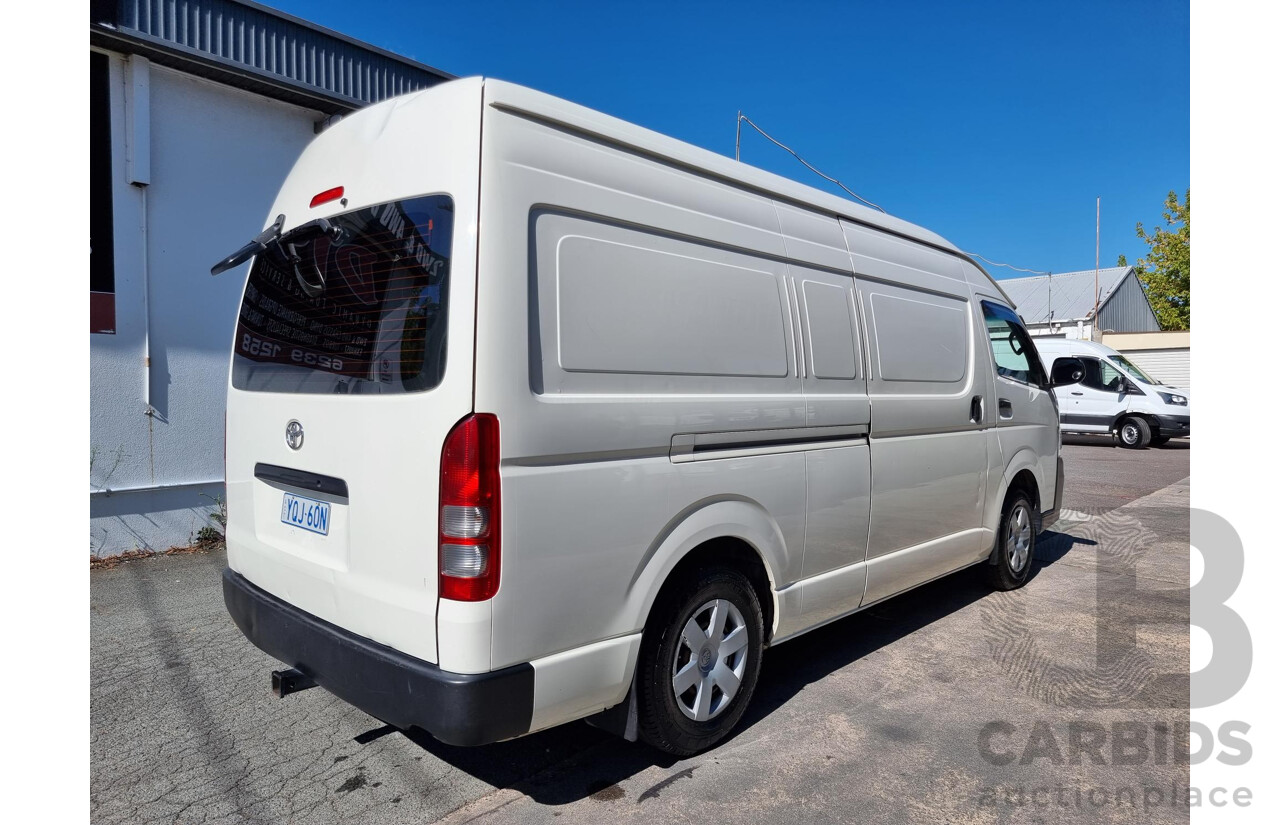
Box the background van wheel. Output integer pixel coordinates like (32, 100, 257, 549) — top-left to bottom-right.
(636, 567, 763, 756)
(986, 491, 1035, 591)
(1117, 416, 1151, 449)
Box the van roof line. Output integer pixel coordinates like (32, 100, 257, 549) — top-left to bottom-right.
(472, 78, 1013, 308)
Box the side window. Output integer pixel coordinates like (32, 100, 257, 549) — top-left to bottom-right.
(980, 301, 1046, 387)
(1079, 357, 1125, 392)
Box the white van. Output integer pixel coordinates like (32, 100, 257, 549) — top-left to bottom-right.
(217, 78, 1083, 756)
(1033, 338, 1190, 448)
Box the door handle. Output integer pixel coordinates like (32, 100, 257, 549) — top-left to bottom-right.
(998, 398, 1013, 419)
(1070, 391, 1084, 396)
(970, 395, 984, 424)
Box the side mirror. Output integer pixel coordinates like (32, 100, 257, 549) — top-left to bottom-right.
(1049, 357, 1085, 387)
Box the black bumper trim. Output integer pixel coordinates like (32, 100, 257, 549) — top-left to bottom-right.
(222, 568, 533, 746)
(1152, 414, 1191, 437)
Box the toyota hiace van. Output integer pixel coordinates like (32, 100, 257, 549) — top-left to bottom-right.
(217, 78, 1082, 755)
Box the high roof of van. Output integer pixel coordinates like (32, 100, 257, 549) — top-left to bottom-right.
(472, 78, 1013, 305)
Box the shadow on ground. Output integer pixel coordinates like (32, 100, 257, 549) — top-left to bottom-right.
(367, 536, 1082, 806)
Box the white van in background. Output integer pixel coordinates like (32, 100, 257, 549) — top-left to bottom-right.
(1034, 338, 1190, 448)
(216, 77, 1084, 756)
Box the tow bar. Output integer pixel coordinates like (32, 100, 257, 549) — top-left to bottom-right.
(271, 668, 317, 699)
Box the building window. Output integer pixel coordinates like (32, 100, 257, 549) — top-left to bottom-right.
(91, 51, 116, 333)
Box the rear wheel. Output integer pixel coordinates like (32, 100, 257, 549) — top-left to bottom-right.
(1117, 416, 1151, 449)
(986, 491, 1035, 591)
(636, 567, 764, 756)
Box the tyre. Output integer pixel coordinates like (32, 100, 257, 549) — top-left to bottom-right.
(636, 566, 764, 756)
(986, 491, 1035, 591)
(1117, 416, 1151, 449)
(1149, 435, 1170, 447)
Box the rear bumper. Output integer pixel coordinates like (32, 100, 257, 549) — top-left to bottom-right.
(1152, 413, 1191, 438)
(1040, 456, 1065, 531)
(222, 568, 533, 746)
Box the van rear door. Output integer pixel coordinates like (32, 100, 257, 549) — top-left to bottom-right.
(225, 194, 471, 665)
(221, 79, 484, 666)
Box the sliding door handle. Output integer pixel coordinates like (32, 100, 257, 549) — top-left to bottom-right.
(998, 398, 1013, 419)
(969, 395, 984, 423)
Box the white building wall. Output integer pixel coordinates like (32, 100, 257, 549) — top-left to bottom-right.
(1101, 331, 1192, 392)
(1124, 349, 1191, 391)
(90, 53, 321, 555)
(1027, 322, 1093, 340)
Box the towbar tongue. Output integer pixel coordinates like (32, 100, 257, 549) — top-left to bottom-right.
(271, 667, 317, 698)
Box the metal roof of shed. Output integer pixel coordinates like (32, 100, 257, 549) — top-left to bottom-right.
(998, 266, 1132, 324)
(90, 0, 453, 114)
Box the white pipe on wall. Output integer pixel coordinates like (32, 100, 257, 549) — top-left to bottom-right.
(139, 185, 153, 416)
(125, 56, 151, 185)
(126, 55, 154, 416)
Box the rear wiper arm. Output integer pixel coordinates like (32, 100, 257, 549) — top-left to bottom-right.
(278, 218, 344, 297)
(211, 214, 286, 276)
(210, 215, 345, 297)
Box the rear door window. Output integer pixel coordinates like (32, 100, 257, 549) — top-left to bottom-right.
(232, 195, 453, 394)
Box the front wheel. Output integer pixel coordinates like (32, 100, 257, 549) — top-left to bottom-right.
(1117, 416, 1151, 449)
(986, 491, 1036, 591)
(635, 567, 764, 756)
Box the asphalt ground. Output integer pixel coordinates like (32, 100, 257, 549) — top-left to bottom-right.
(91, 438, 1190, 824)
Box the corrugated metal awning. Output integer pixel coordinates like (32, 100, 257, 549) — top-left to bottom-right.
(90, 0, 453, 115)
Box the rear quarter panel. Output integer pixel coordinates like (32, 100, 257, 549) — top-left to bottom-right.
(474, 83, 806, 671)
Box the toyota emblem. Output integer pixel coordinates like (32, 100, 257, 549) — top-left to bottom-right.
(285, 420, 304, 450)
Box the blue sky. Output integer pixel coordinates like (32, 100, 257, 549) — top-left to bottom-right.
(271, 0, 1189, 279)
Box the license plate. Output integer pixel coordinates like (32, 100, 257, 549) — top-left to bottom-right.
(280, 492, 330, 536)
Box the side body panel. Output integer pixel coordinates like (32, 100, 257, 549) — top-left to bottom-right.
(469, 80, 1036, 731)
(778, 201, 872, 632)
(1061, 357, 1126, 432)
(475, 93, 807, 697)
(845, 221, 991, 604)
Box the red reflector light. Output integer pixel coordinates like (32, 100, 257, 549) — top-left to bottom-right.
(439, 414, 501, 601)
(309, 186, 344, 208)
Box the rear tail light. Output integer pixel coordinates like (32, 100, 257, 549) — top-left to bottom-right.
(439, 414, 501, 600)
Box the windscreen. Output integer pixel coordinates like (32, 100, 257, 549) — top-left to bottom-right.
(231, 195, 453, 394)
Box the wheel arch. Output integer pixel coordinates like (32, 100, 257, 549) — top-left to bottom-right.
(584, 504, 783, 744)
(1111, 410, 1160, 433)
(988, 447, 1045, 534)
(627, 497, 785, 647)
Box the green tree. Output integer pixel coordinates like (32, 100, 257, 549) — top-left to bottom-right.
(1117, 189, 1190, 330)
